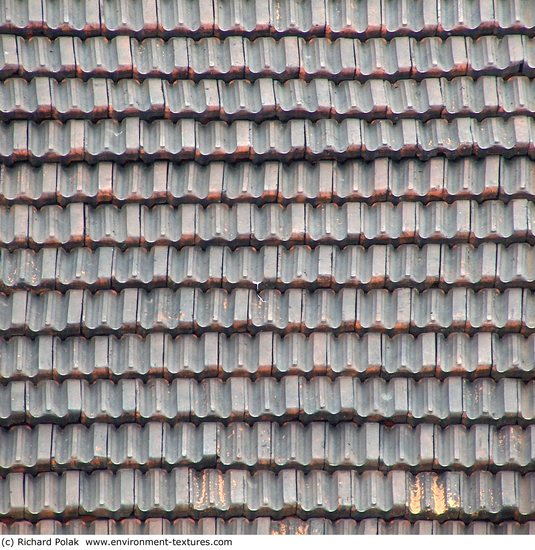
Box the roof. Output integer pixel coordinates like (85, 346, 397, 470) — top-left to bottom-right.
(0, 0, 534, 535)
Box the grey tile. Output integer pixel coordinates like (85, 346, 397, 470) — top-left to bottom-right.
(214, 0, 269, 37)
(436, 0, 495, 36)
(74, 36, 132, 80)
(42, 0, 101, 37)
(100, 0, 158, 38)
(18, 36, 76, 79)
(157, 0, 214, 38)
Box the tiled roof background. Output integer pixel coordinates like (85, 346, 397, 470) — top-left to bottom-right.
(1, 0, 535, 535)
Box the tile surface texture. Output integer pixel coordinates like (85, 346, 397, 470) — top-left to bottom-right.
(0, 0, 534, 534)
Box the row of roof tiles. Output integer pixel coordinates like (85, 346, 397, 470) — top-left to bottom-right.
(1, 200, 533, 249)
(2, 157, 533, 206)
(3, 517, 535, 535)
(3, 76, 535, 123)
(0, 376, 534, 426)
(1, 421, 534, 474)
(1, 331, 532, 381)
(0, 469, 533, 521)
(2, 117, 534, 164)
(1, 287, 535, 336)
(1, 35, 533, 82)
(2, 0, 534, 39)
(1, 243, 533, 293)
